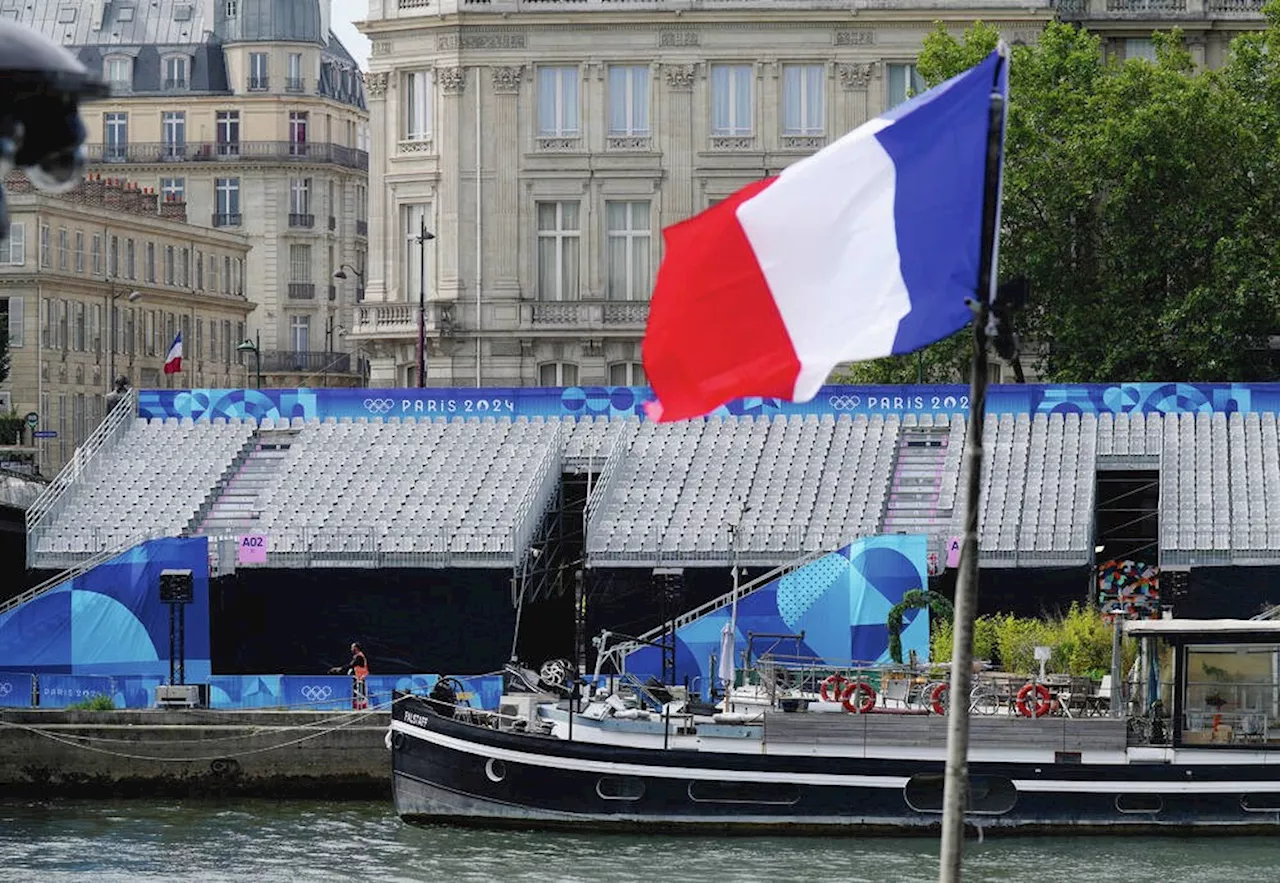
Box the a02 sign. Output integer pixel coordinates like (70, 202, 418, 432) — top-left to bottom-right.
(237, 534, 270, 564)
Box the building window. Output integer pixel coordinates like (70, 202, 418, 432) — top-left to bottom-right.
(1125, 38, 1157, 62)
(605, 201, 651, 302)
(288, 112, 308, 154)
(39, 224, 50, 268)
(539, 362, 579, 387)
(215, 178, 240, 225)
(403, 70, 432, 141)
(608, 65, 650, 136)
(56, 228, 68, 271)
(103, 112, 128, 161)
(537, 66, 580, 137)
(711, 64, 754, 136)
(160, 177, 184, 203)
(289, 243, 312, 283)
(73, 302, 85, 352)
(109, 235, 119, 277)
(0, 222, 24, 266)
(536, 201, 580, 302)
(782, 64, 825, 136)
(125, 238, 135, 279)
(886, 63, 925, 109)
(609, 362, 645, 386)
(145, 241, 156, 282)
(104, 57, 131, 93)
(289, 178, 311, 225)
(1, 295, 23, 348)
(91, 233, 102, 274)
(215, 111, 240, 155)
(163, 55, 187, 90)
(249, 52, 268, 90)
(180, 248, 190, 287)
(195, 250, 204, 290)
(163, 246, 175, 285)
(72, 230, 83, 272)
(162, 111, 186, 159)
(290, 314, 310, 352)
(286, 52, 304, 92)
(401, 203, 431, 302)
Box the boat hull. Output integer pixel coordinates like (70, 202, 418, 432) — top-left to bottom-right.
(391, 696, 1280, 834)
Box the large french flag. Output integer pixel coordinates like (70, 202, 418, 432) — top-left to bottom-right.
(643, 50, 1009, 422)
(163, 331, 183, 374)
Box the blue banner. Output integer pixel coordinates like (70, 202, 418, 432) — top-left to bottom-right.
(0, 672, 33, 707)
(37, 674, 117, 708)
(138, 382, 1280, 425)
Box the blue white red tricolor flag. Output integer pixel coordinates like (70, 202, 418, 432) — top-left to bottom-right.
(163, 331, 183, 374)
(642, 50, 1009, 422)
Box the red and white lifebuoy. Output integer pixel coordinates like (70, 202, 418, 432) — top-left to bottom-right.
(1015, 683, 1053, 718)
(841, 681, 878, 714)
(819, 674, 849, 703)
(930, 682, 950, 716)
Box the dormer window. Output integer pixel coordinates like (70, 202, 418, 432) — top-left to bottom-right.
(117, 5, 134, 20)
(225, 0, 236, 16)
(104, 56, 132, 93)
(163, 55, 188, 90)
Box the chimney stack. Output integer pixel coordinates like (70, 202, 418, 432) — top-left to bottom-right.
(103, 177, 127, 211)
(159, 193, 188, 223)
(84, 173, 105, 204)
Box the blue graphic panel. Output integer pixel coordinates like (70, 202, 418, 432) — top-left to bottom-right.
(37, 674, 116, 708)
(209, 675, 283, 709)
(280, 675, 358, 711)
(137, 382, 1280, 424)
(0, 673, 33, 707)
(625, 535, 930, 696)
(0, 538, 211, 679)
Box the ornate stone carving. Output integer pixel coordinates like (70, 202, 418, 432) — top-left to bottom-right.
(709, 136, 755, 151)
(780, 135, 827, 151)
(371, 41, 392, 57)
(438, 66, 466, 95)
(363, 71, 389, 98)
(536, 136, 583, 152)
(664, 64, 696, 91)
(837, 62, 875, 91)
(659, 30, 699, 48)
(607, 136, 652, 152)
(440, 31, 526, 51)
(491, 65, 523, 95)
(835, 29, 875, 46)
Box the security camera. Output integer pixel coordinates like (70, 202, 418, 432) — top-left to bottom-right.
(0, 21, 107, 233)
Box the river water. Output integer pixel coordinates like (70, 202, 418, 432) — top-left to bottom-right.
(1, 799, 1278, 882)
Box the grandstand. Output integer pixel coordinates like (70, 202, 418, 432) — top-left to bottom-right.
(24, 384, 1280, 577)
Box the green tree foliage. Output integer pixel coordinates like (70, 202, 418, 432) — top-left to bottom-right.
(842, 18, 1280, 384)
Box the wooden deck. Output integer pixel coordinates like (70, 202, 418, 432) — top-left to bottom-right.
(762, 712, 1128, 752)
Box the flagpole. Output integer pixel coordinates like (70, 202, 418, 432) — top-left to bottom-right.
(938, 46, 1008, 883)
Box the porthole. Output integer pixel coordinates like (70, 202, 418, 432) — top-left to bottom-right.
(1115, 793, 1162, 814)
(904, 774, 1017, 815)
(596, 776, 645, 801)
(1241, 793, 1280, 813)
(485, 758, 507, 783)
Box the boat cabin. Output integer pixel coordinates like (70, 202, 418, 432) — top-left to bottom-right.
(1126, 618, 1280, 748)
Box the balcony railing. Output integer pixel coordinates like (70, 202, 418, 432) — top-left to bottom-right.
(289, 213, 315, 228)
(87, 140, 369, 171)
(524, 299, 648, 329)
(351, 302, 455, 337)
(212, 213, 242, 227)
(258, 349, 355, 374)
(285, 77, 305, 92)
(287, 282, 316, 299)
(163, 78, 187, 91)
(248, 77, 269, 91)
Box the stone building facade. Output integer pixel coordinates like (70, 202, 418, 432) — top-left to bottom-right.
(0, 173, 254, 474)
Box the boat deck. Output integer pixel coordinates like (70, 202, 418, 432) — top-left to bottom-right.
(762, 711, 1128, 752)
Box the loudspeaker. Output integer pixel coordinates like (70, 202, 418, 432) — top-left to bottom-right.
(159, 568, 194, 604)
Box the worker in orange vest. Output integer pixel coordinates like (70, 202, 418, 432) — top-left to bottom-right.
(330, 641, 370, 710)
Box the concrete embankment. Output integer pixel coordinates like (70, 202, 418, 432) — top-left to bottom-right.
(0, 708, 392, 798)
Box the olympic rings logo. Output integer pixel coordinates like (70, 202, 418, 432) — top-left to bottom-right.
(364, 398, 396, 414)
(827, 395, 862, 411)
(0, 682, 12, 697)
(301, 685, 333, 701)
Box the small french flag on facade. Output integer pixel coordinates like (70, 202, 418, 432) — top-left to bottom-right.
(163, 331, 183, 374)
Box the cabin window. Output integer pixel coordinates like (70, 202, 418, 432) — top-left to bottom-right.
(596, 776, 645, 801)
(484, 759, 507, 783)
(1183, 643, 1280, 747)
(1115, 793, 1162, 814)
(904, 774, 1017, 815)
(687, 781, 800, 806)
(1241, 793, 1280, 812)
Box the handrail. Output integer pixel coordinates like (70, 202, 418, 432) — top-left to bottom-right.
(3, 531, 158, 616)
(26, 388, 138, 534)
(510, 423, 564, 566)
(584, 420, 634, 538)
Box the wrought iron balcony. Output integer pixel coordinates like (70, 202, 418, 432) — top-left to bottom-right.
(259, 349, 354, 374)
(287, 283, 316, 299)
(523, 299, 649, 330)
(87, 140, 369, 171)
(212, 213, 242, 227)
(285, 77, 305, 92)
(248, 77, 269, 91)
(163, 78, 187, 91)
(289, 213, 315, 228)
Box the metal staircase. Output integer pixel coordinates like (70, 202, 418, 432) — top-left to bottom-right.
(189, 429, 298, 538)
(880, 426, 955, 550)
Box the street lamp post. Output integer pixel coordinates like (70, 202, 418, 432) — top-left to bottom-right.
(106, 285, 141, 389)
(323, 315, 335, 386)
(415, 221, 435, 389)
(237, 332, 261, 390)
